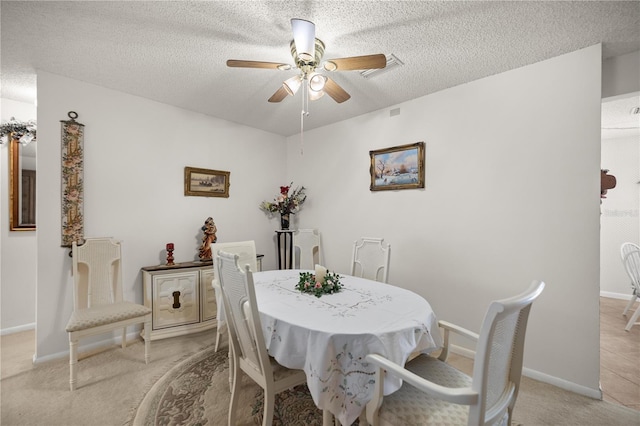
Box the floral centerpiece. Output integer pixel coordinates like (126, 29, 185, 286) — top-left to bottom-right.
(259, 183, 307, 230)
(296, 270, 343, 298)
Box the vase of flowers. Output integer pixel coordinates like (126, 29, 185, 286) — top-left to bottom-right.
(260, 183, 307, 230)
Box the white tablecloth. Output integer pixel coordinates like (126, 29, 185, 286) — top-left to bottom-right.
(253, 269, 443, 425)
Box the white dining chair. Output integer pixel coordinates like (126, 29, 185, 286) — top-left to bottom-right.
(216, 250, 307, 426)
(350, 237, 391, 283)
(620, 242, 640, 320)
(65, 238, 151, 391)
(621, 247, 640, 331)
(210, 240, 257, 352)
(365, 280, 545, 426)
(293, 228, 322, 270)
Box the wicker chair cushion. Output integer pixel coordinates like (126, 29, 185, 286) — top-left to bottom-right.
(66, 301, 151, 332)
(378, 355, 507, 426)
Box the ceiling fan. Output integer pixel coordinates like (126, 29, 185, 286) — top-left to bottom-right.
(227, 18, 386, 104)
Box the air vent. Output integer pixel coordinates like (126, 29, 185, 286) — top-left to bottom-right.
(360, 54, 404, 79)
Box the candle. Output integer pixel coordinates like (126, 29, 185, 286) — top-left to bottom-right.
(314, 264, 327, 284)
(166, 243, 174, 250)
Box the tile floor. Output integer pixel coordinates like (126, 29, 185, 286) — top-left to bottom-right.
(600, 296, 640, 410)
(2, 297, 638, 410)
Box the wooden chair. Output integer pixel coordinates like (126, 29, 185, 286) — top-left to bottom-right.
(216, 250, 307, 426)
(293, 228, 322, 270)
(210, 240, 257, 352)
(350, 237, 391, 283)
(621, 247, 640, 331)
(365, 280, 545, 426)
(65, 238, 151, 391)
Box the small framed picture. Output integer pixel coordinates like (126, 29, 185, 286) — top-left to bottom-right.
(370, 142, 425, 191)
(184, 167, 230, 198)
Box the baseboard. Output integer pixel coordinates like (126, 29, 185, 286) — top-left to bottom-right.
(600, 291, 632, 300)
(0, 322, 35, 336)
(448, 344, 602, 400)
(449, 343, 475, 359)
(522, 366, 603, 399)
(33, 330, 144, 364)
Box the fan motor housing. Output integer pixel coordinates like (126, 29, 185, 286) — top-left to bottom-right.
(290, 38, 325, 70)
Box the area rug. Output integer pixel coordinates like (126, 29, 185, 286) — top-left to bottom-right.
(131, 344, 639, 426)
(131, 345, 327, 426)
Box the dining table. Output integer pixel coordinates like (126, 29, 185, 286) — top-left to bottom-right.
(251, 269, 443, 426)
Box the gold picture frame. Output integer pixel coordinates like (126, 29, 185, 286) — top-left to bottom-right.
(184, 167, 230, 198)
(370, 142, 425, 191)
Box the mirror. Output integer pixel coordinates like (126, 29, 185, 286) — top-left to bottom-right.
(9, 134, 36, 231)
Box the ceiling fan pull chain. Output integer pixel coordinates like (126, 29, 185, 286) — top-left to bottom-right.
(300, 109, 304, 155)
(300, 80, 305, 155)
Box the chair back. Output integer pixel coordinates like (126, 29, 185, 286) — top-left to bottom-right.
(216, 250, 273, 383)
(469, 281, 545, 425)
(212, 240, 257, 278)
(350, 237, 391, 283)
(620, 242, 640, 260)
(211, 241, 257, 329)
(72, 238, 123, 310)
(622, 249, 640, 293)
(293, 229, 322, 270)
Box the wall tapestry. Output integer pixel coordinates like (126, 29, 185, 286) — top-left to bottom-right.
(61, 111, 85, 247)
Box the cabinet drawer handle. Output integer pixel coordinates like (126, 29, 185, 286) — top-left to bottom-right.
(172, 291, 181, 309)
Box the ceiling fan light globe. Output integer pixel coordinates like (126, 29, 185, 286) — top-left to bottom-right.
(283, 75, 302, 96)
(308, 89, 325, 101)
(309, 73, 326, 91)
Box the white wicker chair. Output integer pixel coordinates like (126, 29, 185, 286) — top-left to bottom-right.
(620, 242, 640, 323)
(210, 240, 258, 352)
(293, 228, 322, 270)
(621, 246, 640, 331)
(365, 280, 545, 426)
(216, 250, 307, 426)
(350, 237, 391, 283)
(65, 238, 151, 391)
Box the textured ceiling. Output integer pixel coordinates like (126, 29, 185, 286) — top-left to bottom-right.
(1, 1, 639, 137)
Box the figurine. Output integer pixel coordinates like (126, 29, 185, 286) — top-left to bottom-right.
(199, 217, 218, 261)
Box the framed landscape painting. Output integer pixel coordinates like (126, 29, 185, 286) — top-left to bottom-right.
(184, 167, 230, 198)
(369, 142, 425, 191)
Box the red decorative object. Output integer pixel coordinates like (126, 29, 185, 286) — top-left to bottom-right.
(166, 243, 175, 266)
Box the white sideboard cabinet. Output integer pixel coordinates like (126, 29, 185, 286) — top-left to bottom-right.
(141, 255, 263, 340)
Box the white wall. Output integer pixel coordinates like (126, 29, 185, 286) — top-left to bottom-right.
(287, 45, 603, 394)
(35, 71, 287, 360)
(600, 127, 640, 297)
(1, 98, 37, 333)
(602, 50, 640, 98)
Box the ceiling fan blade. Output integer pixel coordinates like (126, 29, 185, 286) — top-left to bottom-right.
(268, 86, 289, 103)
(324, 77, 351, 103)
(291, 18, 315, 61)
(324, 54, 386, 71)
(227, 60, 291, 70)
